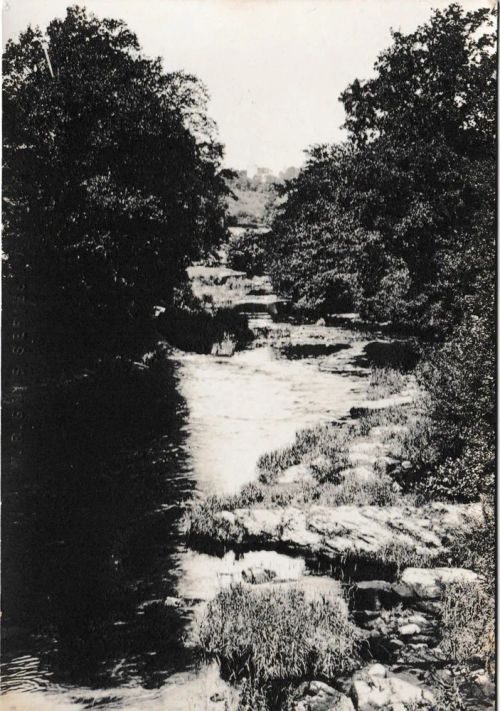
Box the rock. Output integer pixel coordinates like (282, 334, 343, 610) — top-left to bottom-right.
(391, 583, 415, 601)
(352, 670, 435, 711)
(398, 623, 421, 637)
(164, 596, 183, 608)
(406, 614, 428, 626)
(292, 681, 355, 711)
(388, 638, 405, 650)
(211, 338, 236, 357)
(202, 503, 478, 565)
(400, 567, 479, 599)
(210, 692, 225, 703)
(401, 460, 412, 470)
(367, 663, 387, 679)
(278, 463, 314, 485)
(315, 318, 326, 326)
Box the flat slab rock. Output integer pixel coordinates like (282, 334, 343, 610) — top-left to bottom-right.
(400, 566, 480, 598)
(211, 503, 481, 559)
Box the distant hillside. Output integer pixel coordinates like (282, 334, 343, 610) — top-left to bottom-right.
(226, 167, 298, 228)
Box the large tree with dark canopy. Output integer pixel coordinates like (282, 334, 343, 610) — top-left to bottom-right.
(3, 5, 230, 368)
(268, 3, 495, 333)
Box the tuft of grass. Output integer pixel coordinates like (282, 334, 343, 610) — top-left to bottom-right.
(257, 423, 353, 485)
(195, 583, 360, 686)
(365, 367, 409, 401)
(376, 538, 433, 576)
(439, 579, 494, 668)
(183, 482, 272, 541)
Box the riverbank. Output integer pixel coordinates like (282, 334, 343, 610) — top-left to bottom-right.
(183, 345, 494, 710)
(3, 292, 493, 710)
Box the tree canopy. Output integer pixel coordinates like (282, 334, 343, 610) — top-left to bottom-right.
(268, 3, 495, 333)
(3, 5, 231, 364)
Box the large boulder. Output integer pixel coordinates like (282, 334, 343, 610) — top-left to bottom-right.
(400, 567, 480, 599)
(200, 503, 481, 563)
(292, 681, 355, 711)
(351, 666, 435, 711)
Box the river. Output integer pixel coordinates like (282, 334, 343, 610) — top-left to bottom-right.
(1, 322, 375, 710)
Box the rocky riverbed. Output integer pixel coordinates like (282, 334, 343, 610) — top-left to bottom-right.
(180, 301, 493, 710)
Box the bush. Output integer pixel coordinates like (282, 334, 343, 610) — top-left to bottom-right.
(226, 230, 270, 276)
(443, 499, 495, 591)
(156, 305, 252, 354)
(195, 584, 360, 697)
(406, 294, 494, 502)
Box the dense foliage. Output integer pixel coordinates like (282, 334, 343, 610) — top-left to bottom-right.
(226, 230, 270, 276)
(3, 6, 231, 369)
(268, 4, 495, 333)
(267, 4, 495, 504)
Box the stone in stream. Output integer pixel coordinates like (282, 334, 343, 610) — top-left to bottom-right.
(292, 681, 355, 711)
(400, 566, 479, 599)
(398, 623, 421, 637)
(351, 666, 435, 711)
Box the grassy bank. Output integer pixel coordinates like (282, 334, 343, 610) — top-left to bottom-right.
(186, 363, 495, 709)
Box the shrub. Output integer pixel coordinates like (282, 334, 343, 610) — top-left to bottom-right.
(195, 584, 360, 690)
(156, 304, 252, 354)
(443, 499, 495, 592)
(226, 230, 270, 276)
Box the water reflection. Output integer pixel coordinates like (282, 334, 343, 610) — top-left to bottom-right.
(2, 361, 194, 694)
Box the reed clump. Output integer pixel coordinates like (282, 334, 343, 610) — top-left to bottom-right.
(194, 583, 360, 694)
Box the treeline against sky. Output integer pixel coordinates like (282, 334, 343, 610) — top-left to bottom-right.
(263, 4, 495, 504)
(3, 6, 232, 374)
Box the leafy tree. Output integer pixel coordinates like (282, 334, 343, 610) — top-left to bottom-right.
(340, 2, 496, 331)
(267, 145, 369, 315)
(269, 4, 495, 332)
(226, 229, 270, 276)
(3, 6, 231, 368)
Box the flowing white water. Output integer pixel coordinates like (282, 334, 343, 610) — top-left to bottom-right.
(175, 340, 367, 495)
(3, 322, 374, 710)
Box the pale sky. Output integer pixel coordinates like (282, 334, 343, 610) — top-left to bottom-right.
(2, 0, 490, 173)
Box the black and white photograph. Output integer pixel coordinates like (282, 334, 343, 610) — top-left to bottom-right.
(1, 1, 497, 709)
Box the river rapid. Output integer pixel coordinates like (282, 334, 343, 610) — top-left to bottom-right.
(2, 321, 378, 710)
